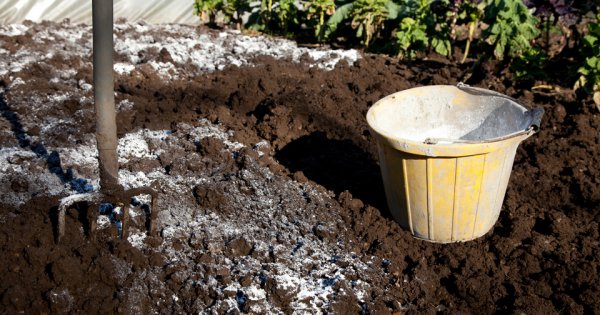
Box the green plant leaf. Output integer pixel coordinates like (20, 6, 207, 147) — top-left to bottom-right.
(586, 56, 599, 68)
(356, 23, 364, 38)
(583, 35, 597, 48)
(323, 2, 354, 39)
(386, 1, 402, 20)
(431, 37, 450, 56)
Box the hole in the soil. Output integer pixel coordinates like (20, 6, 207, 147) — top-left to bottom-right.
(493, 283, 516, 314)
(464, 65, 486, 85)
(533, 217, 553, 235)
(275, 131, 389, 216)
(247, 98, 275, 122)
(494, 212, 512, 237)
(403, 256, 419, 275)
(367, 239, 381, 255)
(153, 91, 164, 101)
(49, 206, 59, 242)
(440, 275, 459, 296)
(44, 263, 54, 282)
(75, 201, 92, 238)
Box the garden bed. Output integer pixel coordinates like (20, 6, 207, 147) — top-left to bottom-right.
(0, 21, 599, 314)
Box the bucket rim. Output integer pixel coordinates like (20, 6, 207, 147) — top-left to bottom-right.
(366, 85, 543, 157)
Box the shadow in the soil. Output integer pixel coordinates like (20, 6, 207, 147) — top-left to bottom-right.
(0, 93, 92, 193)
(275, 131, 390, 217)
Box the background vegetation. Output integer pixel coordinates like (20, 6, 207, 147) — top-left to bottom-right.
(193, 0, 600, 108)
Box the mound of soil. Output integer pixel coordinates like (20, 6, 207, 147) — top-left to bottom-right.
(0, 21, 599, 313)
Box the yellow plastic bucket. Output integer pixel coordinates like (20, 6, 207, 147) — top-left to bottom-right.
(366, 84, 543, 242)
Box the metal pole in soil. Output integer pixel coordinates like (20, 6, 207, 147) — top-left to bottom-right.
(92, 0, 119, 193)
(55, 0, 159, 244)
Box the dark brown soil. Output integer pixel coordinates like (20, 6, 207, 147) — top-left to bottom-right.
(1, 21, 599, 314)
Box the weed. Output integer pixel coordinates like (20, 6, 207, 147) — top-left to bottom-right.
(482, 0, 540, 60)
(575, 13, 600, 109)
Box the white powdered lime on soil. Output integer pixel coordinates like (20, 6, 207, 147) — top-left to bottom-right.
(0, 21, 383, 314)
(0, 21, 360, 80)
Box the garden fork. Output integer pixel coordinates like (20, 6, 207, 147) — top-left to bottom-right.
(55, 0, 159, 243)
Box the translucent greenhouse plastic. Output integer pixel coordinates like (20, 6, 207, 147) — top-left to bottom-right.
(0, 0, 199, 25)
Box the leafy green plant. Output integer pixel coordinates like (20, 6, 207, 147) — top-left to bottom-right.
(511, 48, 548, 80)
(194, 0, 223, 25)
(395, 0, 451, 59)
(427, 0, 452, 57)
(575, 13, 600, 110)
(324, 0, 402, 47)
(451, 0, 485, 63)
(273, 0, 299, 33)
(261, 0, 273, 25)
(253, 0, 277, 32)
(482, 0, 540, 60)
(306, 0, 336, 39)
(222, 0, 250, 29)
(396, 16, 428, 58)
(348, 0, 389, 47)
(322, 1, 354, 40)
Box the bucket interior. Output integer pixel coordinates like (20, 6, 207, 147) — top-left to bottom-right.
(368, 86, 536, 143)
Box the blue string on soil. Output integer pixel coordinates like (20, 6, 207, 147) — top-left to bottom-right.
(360, 302, 370, 315)
(291, 240, 304, 255)
(381, 258, 391, 273)
(322, 275, 340, 287)
(100, 202, 135, 239)
(330, 255, 341, 263)
(235, 290, 248, 311)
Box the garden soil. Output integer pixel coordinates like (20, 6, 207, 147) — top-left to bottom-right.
(0, 21, 599, 314)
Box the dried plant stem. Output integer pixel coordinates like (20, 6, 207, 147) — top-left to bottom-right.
(461, 20, 476, 64)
